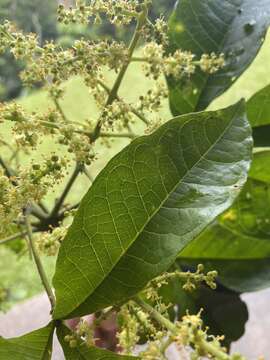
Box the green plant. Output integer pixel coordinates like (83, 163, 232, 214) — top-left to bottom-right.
(0, 0, 270, 359)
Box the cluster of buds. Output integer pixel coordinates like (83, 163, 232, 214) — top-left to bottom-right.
(142, 42, 225, 80)
(0, 102, 96, 164)
(0, 102, 58, 148)
(0, 169, 22, 234)
(57, 0, 149, 26)
(0, 21, 39, 59)
(142, 42, 196, 80)
(58, 125, 95, 165)
(64, 333, 79, 348)
(30, 155, 68, 185)
(174, 312, 245, 360)
(137, 82, 168, 113)
(139, 341, 164, 360)
(1, 22, 131, 89)
(142, 17, 169, 46)
(199, 52, 225, 74)
(64, 320, 95, 349)
(117, 302, 168, 356)
(37, 225, 68, 256)
(117, 305, 140, 354)
(0, 154, 69, 235)
(183, 265, 217, 292)
(147, 264, 218, 295)
(102, 100, 133, 130)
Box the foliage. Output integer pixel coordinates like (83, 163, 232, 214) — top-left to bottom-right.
(57, 0, 176, 47)
(0, 0, 270, 359)
(167, 0, 270, 115)
(0, 323, 54, 359)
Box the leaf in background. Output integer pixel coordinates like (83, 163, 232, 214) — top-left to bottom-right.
(57, 324, 138, 360)
(0, 224, 25, 254)
(167, 0, 270, 116)
(179, 151, 270, 292)
(247, 84, 270, 146)
(53, 100, 252, 319)
(0, 323, 54, 360)
(159, 278, 248, 348)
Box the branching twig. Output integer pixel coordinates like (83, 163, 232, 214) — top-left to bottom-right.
(97, 80, 150, 125)
(0, 156, 16, 180)
(24, 211, 55, 310)
(50, 163, 83, 218)
(91, 6, 149, 142)
(100, 132, 136, 139)
(133, 296, 236, 360)
(0, 231, 27, 245)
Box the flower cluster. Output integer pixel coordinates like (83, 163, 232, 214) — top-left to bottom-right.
(0, 155, 68, 234)
(173, 312, 245, 360)
(0, 102, 57, 148)
(57, 0, 148, 26)
(37, 225, 68, 256)
(102, 100, 133, 130)
(64, 320, 95, 348)
(0, 102, 97, 164)
(0, 169, 22, 234)
(0, 21, 39, 59)
(117, 305, 141, 354)
(142, 42, 225, 80)
(1, 22, 130, 89)
(199, 52, 225, 74)
(146, 264, 218, 297)
(142, 17, 169, 46)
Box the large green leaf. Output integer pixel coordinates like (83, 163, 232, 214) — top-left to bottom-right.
(167, 0, 270, 116)
(0, 323, 54, 360)
(159, 278, 248, 348)
(179, 151, 270, 292)
(247, 84, 270, 146)
(57, 324, 138, 360)
(53, 100, 252, 319)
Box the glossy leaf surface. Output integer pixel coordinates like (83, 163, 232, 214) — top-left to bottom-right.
(167, 0, 270, 115)
(247, 84, 270, 146)
(0, 323, 54, 360)
(57, 325, 138, 360)
(53, 100, 252, 319)
(179, 151, 270, 292)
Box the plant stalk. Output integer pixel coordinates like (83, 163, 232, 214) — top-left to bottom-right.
(91, 6, 149, 141)
(133, 296, 233, 360)
(0, 231, 27, 245)
(25, 212, 56, 310)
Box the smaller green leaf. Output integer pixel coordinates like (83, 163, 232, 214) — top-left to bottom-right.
(247, 84, 270, 146)
(159, 278, 248, 348)
(249, 150, 270, 183)
(167, 0, 270, 116)
(179, 151, 270, 292)
(56, 324, 138, 360)
(252, 126, 270, 147)
(247, 84, 270, 127)
(0, 323, 54, 360)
